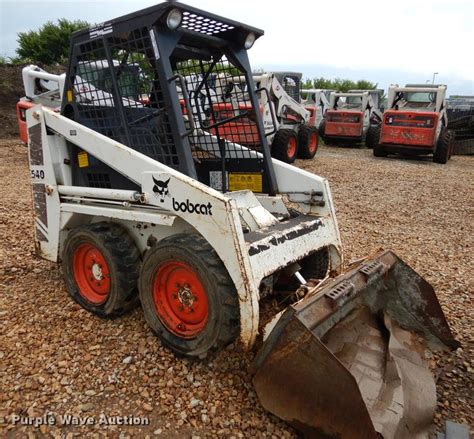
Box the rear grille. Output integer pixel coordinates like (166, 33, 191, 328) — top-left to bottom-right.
(327, 112, 361, 123)
(384, 113, 436, 128)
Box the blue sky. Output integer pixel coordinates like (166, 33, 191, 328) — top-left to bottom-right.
(1, 0, 472, 95)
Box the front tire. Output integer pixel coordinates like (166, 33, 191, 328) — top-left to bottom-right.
(300, 247, 329, 280)
(298, 125, 319, 159)
(318, 119, 328, 144)
(139, 234, 240, 358)
(271, 129, 299, 163)
(62, 222, 140, 317)
(365, 124, 380, 149)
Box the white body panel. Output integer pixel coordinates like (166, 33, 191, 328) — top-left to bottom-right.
(26, 105, 342, 349)
(301, 89, 331, 129)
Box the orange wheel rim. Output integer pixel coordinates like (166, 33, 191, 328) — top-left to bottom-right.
(287, 136, 297, 158)
(309, 132, 318, 153)
(153, 261, 208, 338)
(72, 243, 110, 304)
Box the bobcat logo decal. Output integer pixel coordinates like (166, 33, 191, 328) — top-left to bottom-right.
(152, 177, 170, 202)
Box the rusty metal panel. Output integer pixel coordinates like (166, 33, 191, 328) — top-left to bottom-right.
(35, 226, 48, 242)
(32, 183, 48, 227)
(252, 308, 379, 439)
(252, 250, 458, 438)
(28, 123, 43, 165)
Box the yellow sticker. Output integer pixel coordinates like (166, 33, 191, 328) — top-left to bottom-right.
(228, 173, 263, 192)
(67, 90, 74, 102)
(77, 151, 89, 168)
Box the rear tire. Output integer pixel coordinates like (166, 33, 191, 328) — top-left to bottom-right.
(139, 234, 240, 358)
(297, 125, 319, 159)
(62, 222, 140, 317)
(433, 128, 454, 164)
(271, 129, 298, 163)
(372, 126, 387, 157)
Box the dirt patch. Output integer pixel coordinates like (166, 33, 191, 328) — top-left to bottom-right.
(0, 64, 64, 138)
(0, 65, 25, 138)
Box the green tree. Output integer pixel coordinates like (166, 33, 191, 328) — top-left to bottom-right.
(303, 77, 377, 92)
(16, 19, 89, 64)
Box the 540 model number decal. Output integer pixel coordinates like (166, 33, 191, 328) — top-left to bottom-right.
(31, 169, 45, 179)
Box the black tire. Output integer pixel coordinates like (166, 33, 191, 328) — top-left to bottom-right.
(271, 129, 298, 163)
(62, 222, 140, 317)
(372, 126, 387, 157)
(300, 247, 330, 280)
(365, 124, 380, 149)
(139, 234, 240, 358)
(433, 128, 454, 164)
(318, 119, 326, 140)
(297, 125, 319, 159)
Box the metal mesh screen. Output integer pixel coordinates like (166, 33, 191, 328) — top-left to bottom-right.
(68, 20, 270, 193)
(72, 28, 180, 169)
(281, 77, 300, 103)
(175, 56, 262, 158)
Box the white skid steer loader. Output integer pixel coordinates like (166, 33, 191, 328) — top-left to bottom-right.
(301, 88, 332, 130)
(21, 3, 458, 438)
(211, 71, 318, 163)
(320, 89, 384, 148)
(373, 84, 453, 163)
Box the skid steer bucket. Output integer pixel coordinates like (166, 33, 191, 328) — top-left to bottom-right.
(251, 250, 459, 439)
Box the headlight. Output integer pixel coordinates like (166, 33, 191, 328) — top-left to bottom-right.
(244, 32, 256, 49)
(166, 8, 182, 30)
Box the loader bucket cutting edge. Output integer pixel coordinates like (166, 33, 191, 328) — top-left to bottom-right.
(251, 250, 458, 439)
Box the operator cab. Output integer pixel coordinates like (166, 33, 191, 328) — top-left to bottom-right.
(61, 2, 277, 195)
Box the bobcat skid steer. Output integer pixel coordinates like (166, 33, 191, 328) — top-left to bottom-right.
(22, 3, 458, 438)
(373, 84, 453, 164)
(211, 71, 318, 163)
(320, 89, 383, 148)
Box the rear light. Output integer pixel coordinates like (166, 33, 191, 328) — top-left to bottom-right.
(20, 108, 27, 121)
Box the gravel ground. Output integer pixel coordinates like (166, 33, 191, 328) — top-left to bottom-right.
(1, 139, 472, 437)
